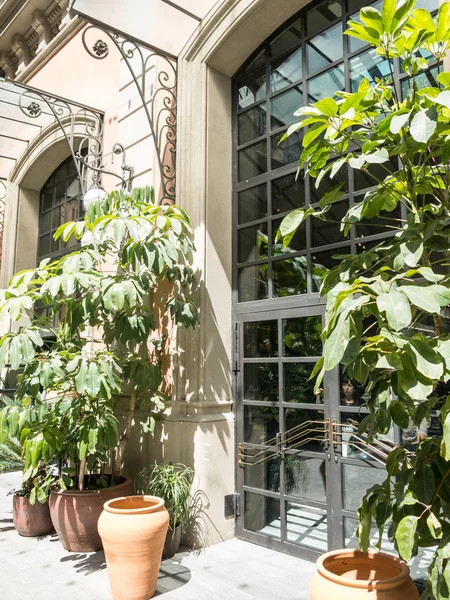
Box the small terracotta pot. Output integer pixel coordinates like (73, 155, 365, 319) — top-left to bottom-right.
(13, 494, 54, 537)
(49, 477, 133, 552)
(163, 524, 182, 559)
(98, 495, 169, 600)
(310, 549, 419, 599)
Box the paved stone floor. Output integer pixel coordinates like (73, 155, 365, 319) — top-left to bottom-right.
(0, 471, 315, 600)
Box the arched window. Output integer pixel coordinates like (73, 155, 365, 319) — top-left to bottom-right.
(233, 0, 439, 304)
(38, 156, 84, 262)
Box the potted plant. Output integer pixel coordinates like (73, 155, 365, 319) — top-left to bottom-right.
(0, 397, 55, 537)
(278, 0, 450, 595)
(140, 462, 193, 558)
(0, 186, 198, 552)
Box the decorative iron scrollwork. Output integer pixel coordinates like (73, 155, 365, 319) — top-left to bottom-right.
(92, 39, 108, 58)
(25, 101, 41, 117)
(81, 25, 177, 205)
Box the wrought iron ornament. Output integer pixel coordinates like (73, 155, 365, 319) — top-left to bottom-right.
(81, 25, 177, 205)
(14, 80, 134, 193)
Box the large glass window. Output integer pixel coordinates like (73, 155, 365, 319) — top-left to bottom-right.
(233, 0, 439, 304)
(38, 156, 84, 262)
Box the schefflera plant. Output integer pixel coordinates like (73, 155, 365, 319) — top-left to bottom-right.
(0, 186, 198, 494)
(278, 0, 450, 596)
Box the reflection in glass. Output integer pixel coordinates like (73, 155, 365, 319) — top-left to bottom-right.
(273, 256, 307, 297)
(285, 457, 326, 501)
(241, 50, 266, 77)
(271, 131, 302, 170)
(238, 265, 268, 302)
(238, 104, 267, 145)
(270, 47, 302, 92)
(353, 159, 397, 191)
(307, 0, 342, 36)
(41, 189, 53, 211)
(238, 185, 267, 224)
(244, 457, 286, 492)
(238, 140, 267, 181)
(284, 363, 316, 403)
(238, 223, 268, 263)
(307, 65, 345, 103)
(244, 320, 278, 357)
(401, 66, 439, 100)
(244, 492, 280, 539)
(270, 18, 302, 58)
(307, 23, 343, 73)
(40, 211, 52, 234)
(273, 217, 306, 252)
(342, 465, 386, 512)
(311, 246, 351, 292)
(244, 405, 279, 444)
(272, 173, 305, 215)
(285, 408, 325, 452)
(244, 363, 278, 402)
(284, 316, 322, 357)
(238, 67, 266, 110)
(286, 503, 327, 551)
(349, 50, 391, 91)
(271, 86, 303, 130)
(311, 201, 349, 247)
(356, 205, 402, 238)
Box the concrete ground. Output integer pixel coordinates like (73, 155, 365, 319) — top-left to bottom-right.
(0, 471, 315, 600)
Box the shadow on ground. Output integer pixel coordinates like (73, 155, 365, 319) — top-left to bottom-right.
(60, 551, 106, 574)
(154, 559, 191, 596)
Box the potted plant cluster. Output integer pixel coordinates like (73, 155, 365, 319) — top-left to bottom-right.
(278, 0, 450, 597)
(140, 462, 193, 558)
(0, 186, 198, 552)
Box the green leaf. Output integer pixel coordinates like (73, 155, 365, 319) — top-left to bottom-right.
(436, 2, 450, 43)
(9, 335, 22, 370)
(382, 0, 397, 31)
(408, 338, 444, 380)
(427, 512, 443, 540)
(313, 97, 338, 117)
(390, 402, 410, 430)
(386, 446, 404, 475)
(390, 111, 410, 134)
(396, 515, 419, 561)
(376, 290, 412, 331)
(278, 207, 315, 247)
(365, 148, 389, 164)
(400, 285, 441, 314)
(410, 107, 437, 143)
(323, 311, 351, 370)
(86, 362, 101, 397)
(318, 182, 345, 208)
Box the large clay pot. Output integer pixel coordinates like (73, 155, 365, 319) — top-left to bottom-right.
(310, 549, 419, 599)
(13, 494, 54, 537)
(163, 524, 182, 559)
(98, 495, 169, 600)
(49, 477, 133, 552)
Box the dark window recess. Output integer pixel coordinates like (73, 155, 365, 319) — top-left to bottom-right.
(38, 155, 84, 263)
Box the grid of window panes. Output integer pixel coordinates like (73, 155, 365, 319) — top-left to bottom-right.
(38, 156, 84, 262)
(233, 0, 439, 303)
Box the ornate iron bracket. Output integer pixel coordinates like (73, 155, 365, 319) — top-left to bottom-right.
(12, 79, 134, 194)
(81, 25, 177, 205)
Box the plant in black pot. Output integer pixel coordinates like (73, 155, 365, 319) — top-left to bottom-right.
(140, 462, 193, 558)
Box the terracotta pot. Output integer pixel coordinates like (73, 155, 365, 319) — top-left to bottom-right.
(98, 495, 169, 600)
(163, 524, 182, 559)
(13, 494, 54, 537)
(310, 549, 419, 599)
(49, 477, 133, 552)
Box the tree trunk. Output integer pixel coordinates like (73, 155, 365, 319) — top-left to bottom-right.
(112, 391, 136, 484)
(78, 454, 88, 491)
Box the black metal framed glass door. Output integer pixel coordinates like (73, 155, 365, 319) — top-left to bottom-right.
(234, 307, 395, 559)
